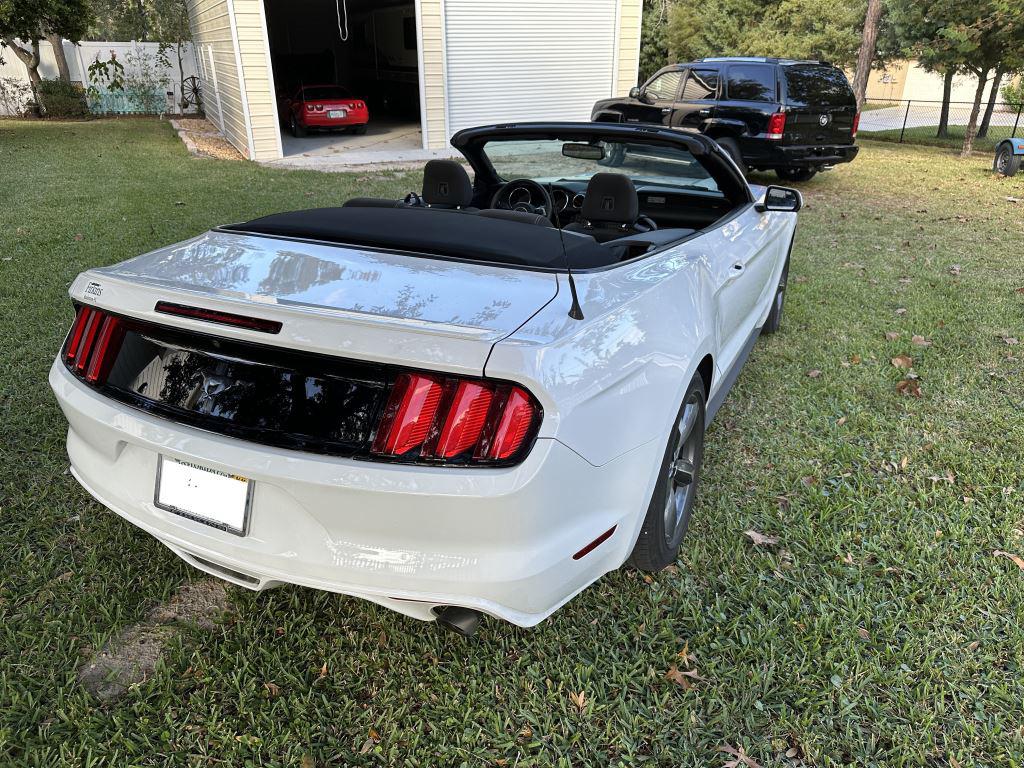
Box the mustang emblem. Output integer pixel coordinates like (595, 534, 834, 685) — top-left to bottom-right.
(819, 114, 831, 127)
(195, 374, 235, 414)
(438, 181, 449, 197)
(601, 196, 615, 212)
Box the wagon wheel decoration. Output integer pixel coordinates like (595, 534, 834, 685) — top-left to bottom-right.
(181, 76, 202, 110)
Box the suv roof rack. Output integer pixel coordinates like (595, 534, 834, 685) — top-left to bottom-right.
(694, 56, 832, 66)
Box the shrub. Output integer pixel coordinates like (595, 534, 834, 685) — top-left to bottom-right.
(38, 79, 90, 119)
(1001, 80, 1024, 112)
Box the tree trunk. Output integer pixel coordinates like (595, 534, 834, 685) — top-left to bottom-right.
(978, 66, 1005, 138)
(45, 33, 72, 82)
(5, 39, 42, 104)
(960, 67, 990, 158)
(851, 0, 883, 110)
(937, 68, 954, 138)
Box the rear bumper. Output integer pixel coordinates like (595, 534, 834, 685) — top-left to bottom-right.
(50, 360, 659, 626)
(768, 143, 859, 168)
(300, 110, 369, 128)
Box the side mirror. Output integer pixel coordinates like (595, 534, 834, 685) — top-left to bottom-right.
(754, 185, 802, 213)
(629, 86, 641, 99)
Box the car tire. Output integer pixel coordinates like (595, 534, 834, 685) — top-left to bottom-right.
(353, 124, 368, 135)
(776, 168, 817, 182)
(290, 115, 307, 138)
(629, 373, 706, 572)
(715, 137, 746, 175)
(761, 256, 790, 335)
(995, 145, 1020, 177)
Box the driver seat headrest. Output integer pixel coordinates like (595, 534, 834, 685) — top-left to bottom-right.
(580, 173, 638, 224)
(422, 159, 474, 208)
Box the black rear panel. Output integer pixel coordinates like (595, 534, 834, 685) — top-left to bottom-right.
(781, 65, 857, 145)
(96, 317, 389, 456)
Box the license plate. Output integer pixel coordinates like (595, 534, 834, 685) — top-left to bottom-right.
(155, 456, 252, 535)
(328, 109, 346, 119)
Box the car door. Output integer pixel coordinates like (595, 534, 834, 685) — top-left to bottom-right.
(712, 201, 792, 372)
(621, 69, 683, 126)
(674, 66, 720, 132)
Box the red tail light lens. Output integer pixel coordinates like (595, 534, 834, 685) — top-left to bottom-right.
(852, 112, 860, 139)
(372, 374, 540, 464)
(155, 301, 282, 333)
(766, 111, 786, 140)
(305, 104, 314, 112)
(372, 373, 444, 456)
(63, 306, 126, 385)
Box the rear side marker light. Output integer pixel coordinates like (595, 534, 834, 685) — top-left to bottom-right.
(155, 301, 282, 334)
(372, 374, 540, 464)
(573, 526, 617, 560)
(63, 306, 126, 385)
(766, 111, 786, 140)
(852, 111, 861, 139)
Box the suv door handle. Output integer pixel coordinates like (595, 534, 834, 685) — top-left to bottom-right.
(661, 107, 673, 114)
(698, 109, 711, 116)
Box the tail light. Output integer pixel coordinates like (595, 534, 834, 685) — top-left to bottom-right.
(314, 104, 323, 112)
(62, 306, 126, 384)
(852, 112, 860, 139)
(305, 104, 315, 112)
(766, 111, 786, 140)
(372, 373, 541, 464)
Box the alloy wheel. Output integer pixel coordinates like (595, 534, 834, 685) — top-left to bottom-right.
(663, 392, 703, 544)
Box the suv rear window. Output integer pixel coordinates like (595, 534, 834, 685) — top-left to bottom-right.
(783, 66, 855, 107)
(725, 64, 775, 102)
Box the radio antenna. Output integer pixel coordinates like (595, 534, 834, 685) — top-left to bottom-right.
(547, 183, 584, 320)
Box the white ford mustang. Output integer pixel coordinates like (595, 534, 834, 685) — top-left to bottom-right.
(50, 122, 800, 635)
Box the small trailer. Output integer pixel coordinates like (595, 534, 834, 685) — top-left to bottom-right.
(994, 137, 1024, 177)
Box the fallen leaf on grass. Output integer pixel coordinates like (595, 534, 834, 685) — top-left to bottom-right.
(993, 550, 1024, 570)
(665, 664, 706, 689)
(73, 233, 84, 241)
(318, 662, 328, 679)
(836, 416, 847, 426)
(891, 354, 913, 369)
(744, 530, 779, 546)
(885, 332, 900, 341)
(1002, 337, 1019, 345)
(359, 729, 380, 754)
(896, 378, 922, 397)
(857, 627, 870, 641)
(967, 641, 980, 652)
(949, 264, 962, 276)
(911, 335, 932, 346)
(1006, 196, 1022, 204)
(806, 369, 822, 378)
(301, 755, 315, 768)
(895, 307, 908, 316)
(569, 690, 587, 712)
(263, 681, 281, 698)
(720, 744, 764, 768)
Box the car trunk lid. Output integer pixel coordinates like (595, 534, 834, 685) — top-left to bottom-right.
(79, 230, 559, 375)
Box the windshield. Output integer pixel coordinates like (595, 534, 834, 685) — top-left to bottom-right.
(481, 138, 722, 194)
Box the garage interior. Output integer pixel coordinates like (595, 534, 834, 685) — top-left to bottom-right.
(264, 0, 423, 159)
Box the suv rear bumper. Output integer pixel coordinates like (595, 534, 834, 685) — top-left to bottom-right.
(766, 143, 859, 169)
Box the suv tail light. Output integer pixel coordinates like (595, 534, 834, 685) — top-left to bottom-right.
(372, 373, 541, 464)
(852, 111, 860, 139)
(766, 112, 786, 140)
(63, 306, 126, 384)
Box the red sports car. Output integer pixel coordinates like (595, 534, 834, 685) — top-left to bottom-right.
(279, 84, 369, 137)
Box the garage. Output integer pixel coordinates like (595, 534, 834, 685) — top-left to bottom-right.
(185, 0, 643, 164)
(265, 0, 423, 161)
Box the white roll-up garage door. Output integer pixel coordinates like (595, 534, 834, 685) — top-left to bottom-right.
(443, 0, 619, 135)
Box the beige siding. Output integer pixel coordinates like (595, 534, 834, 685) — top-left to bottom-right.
(615, 0, 642, 96)
(186, 0, 251, 157)
(420, 0, 447, 149)
(234, 0, 281, 160)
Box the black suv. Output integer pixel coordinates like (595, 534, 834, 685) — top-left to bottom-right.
(591, 57, 859, 181)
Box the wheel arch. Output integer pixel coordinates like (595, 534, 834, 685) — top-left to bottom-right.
(696, 353, 714, 396)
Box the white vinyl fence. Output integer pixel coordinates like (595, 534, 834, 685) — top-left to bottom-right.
(0, 39, 200, 116)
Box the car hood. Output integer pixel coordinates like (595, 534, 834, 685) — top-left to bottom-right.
(85, 230, 559, 374)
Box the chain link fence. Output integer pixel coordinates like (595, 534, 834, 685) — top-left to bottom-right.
(859, 98, 1023, 151)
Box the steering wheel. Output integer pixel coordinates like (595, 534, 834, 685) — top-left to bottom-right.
(490, 179, 555, 222)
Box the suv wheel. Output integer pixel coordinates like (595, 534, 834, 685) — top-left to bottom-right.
(715, 137, 746, 175)
(776, 168, 817, 182)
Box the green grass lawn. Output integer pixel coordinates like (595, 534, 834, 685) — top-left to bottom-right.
(865, 123, 1019, 153)
(2, 119, 1024, 767)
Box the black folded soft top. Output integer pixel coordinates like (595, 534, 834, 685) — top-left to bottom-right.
(221, 206, 611, 270)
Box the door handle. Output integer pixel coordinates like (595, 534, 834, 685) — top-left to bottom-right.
(698, 109, 711, 116)
(661, 107, 673, 114)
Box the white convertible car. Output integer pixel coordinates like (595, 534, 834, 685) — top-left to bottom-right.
(50, 122, 800, 635)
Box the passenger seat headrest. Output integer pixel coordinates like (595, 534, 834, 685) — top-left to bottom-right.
(422, 159, 474, 208)
(581, 173, 639, 224)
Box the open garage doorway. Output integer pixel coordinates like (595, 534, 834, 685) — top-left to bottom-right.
(264, 0, 424, 161)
